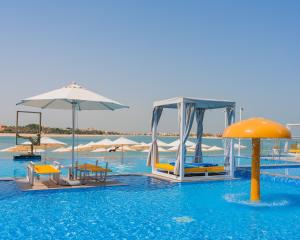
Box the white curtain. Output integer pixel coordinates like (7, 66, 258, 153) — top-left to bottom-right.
(174, 103, 195, 175)
(224, 106, 235, 171)
(194, 108, 205, 163)
(147, 106, 163, 167)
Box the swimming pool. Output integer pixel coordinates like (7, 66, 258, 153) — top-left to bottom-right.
(0, 155, 294, 178)
(0, 175, 300, 240)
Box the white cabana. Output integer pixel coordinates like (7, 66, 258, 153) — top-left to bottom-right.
(17, 82, 128, 178)
(147, 97, 235, 181)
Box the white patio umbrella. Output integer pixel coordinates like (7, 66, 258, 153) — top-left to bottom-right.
(17, 82, 128, 177)
(91, 148, 108, 153)
(111, 137, 138, 162)
(234, 143, 247, 149)
(156, 140, 170, 147)
(22, 136, 67, 148)
(112, 137, 138, 146)
(131, 142, 150, 150)
(142, 147, 168, 153)
(52, 146, 72, 152)
(168, 139, 195, 147)
(92, 138, 113, 148)
(205, 146, 224, 152)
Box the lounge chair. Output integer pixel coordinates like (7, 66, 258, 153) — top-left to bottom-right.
(27, 161, 61, 186)
(155, 162, 225, 176)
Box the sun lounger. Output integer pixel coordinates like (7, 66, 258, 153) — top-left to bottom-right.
(155, 162, 225, 176)
(27, 162, 61, 186)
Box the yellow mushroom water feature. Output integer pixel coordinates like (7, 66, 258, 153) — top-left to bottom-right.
(223, 118, 291, 201)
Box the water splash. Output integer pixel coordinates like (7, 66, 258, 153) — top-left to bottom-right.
(224, 193, 289, 207)
(173, 216, 195, 223)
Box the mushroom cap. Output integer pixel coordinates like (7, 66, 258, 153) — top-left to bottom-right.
(223, 117, 291, 139)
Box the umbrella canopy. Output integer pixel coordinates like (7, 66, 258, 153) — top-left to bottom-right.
(17, 82, 128, 110)
(1, 145, 45, 153)
(52, 146, 72, 152)
(91, 148, 108, 153)
(156, 140, 170, 147)
(22, 136, 67, 148)
(112, 137, 138, 146)
(234, 143, 247, 149)
(223, 117, 291, 202)
(207, 146, 223, 151)
(92, 138, 113, 147)
(131, 142, 151, 150)
(168, 139, 195, 147)
(75, 141, 96, 152)
(188, 144, 211, 150)
(17, 82, 128, 177)
(142, 147, 168, 153)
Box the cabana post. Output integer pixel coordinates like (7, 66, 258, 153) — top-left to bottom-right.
(147, 97, 236, 181)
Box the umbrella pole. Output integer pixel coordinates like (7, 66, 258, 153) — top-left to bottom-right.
(250, 138, 260, 201)
(121, 145, 124, 164)
(71, 102, 76, 179)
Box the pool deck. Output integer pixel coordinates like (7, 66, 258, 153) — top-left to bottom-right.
(144, 173, 234, 182)
(15, 178, 126, 191)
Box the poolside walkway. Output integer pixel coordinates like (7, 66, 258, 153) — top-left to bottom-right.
(15, 178, 126, 191)
(144, 173, 234, 182)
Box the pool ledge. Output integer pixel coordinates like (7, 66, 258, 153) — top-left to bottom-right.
(14, 178, 127, 191)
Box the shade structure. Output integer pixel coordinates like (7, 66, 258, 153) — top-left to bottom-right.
(223, 117, 291, 201)
(207, 146, 223, 151)
(143, 147, 168, 153)
(131, 142, 150, 150)
(22, 136, 67, 148)
(156, 140, 170, 147)
(91, 148, 108, 153)
(92, 138, 114, 147)
(1, 146, 28, 152)
(223, 118, 291, 139)
(234, 143, 246, 150)
(75, 141, 97, 152)
(17, 82, 128, 178)
(167, 139, 195, 147)
(52, 147, 72, 153)
(112, 137, 138, 146)
(188, 144, 211, 150)
(147, 96, 236, 181)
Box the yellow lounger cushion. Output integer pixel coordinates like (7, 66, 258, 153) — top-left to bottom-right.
(289, 149, 300, 153)
(155, 163, 225, 173)
(78, 163, 112, 173)
(34, 165, 60, 175)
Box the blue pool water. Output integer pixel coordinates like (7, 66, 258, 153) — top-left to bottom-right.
(0, 175, 300, 239)
(0, 155, 294, 178)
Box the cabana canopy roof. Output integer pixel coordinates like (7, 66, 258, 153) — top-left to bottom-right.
(153, 97, 235, 109)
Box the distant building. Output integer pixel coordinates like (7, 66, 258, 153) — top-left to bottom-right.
(0, 125, 6, 131)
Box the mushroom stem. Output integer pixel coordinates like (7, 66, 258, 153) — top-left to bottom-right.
(251, 138, 261, 201)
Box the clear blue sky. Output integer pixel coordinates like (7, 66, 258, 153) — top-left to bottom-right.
(0, 0, 299, 133)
